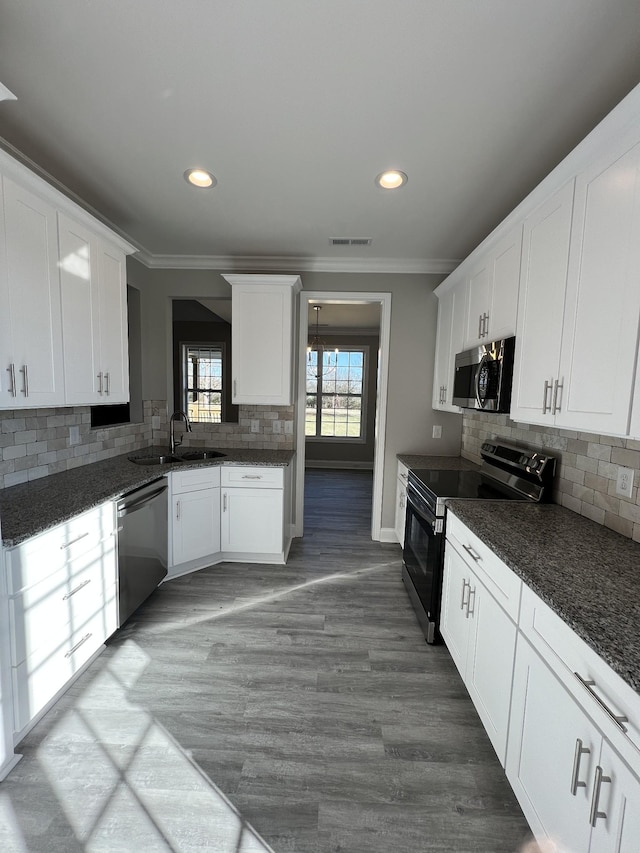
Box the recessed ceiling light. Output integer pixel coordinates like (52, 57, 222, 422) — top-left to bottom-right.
(375, 170, 408, 190)
(184, 168, 216, 188)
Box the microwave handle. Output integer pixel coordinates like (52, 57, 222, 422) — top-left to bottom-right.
(475, 353, 490, 408)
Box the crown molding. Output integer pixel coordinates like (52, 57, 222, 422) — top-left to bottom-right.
(133, 249, 460, 275)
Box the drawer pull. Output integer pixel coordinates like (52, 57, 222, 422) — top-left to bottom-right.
(64, 632, 93, 659)
(574, 672, 629, 733)
(570, 738, 590, 795)
(62, 579, 92, 600)
(462, 543, 482, 563)
(241, 474, 263, 480)
(466, 585, 476, 619)
(460, 578, 469, 610)
(60, 532, 90, 550)
(7, 363, 17, 397)
(589, 765, 611, 827)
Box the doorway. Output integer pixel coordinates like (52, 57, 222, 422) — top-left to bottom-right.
(294, 291, 392, 540)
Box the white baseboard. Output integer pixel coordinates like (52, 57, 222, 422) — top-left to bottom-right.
(379, 526, 401, 544)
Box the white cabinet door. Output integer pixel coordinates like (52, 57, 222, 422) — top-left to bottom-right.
(1, 176, 64, 408)
(440, 542, 470, 676)
(507, 636, 598, 852)
(221, 488, 283, 554)
(172, 489, 221, 565)
(511, 181, 575, 424)
(591, 741, 640, 853)
(463, 225, 521, 348)
(556, 140, 640, 435)
(433, 281, 465, 411)
(58, 213, 101, 404)
(97, 241, 129, 403)
(225, 274, 301, 406)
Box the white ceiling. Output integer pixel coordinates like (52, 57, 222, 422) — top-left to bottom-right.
(1, 1, 640, 274)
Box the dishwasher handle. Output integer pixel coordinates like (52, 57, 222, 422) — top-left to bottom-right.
(117, 483, 168, 517)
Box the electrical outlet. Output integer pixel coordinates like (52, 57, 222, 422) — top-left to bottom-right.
(69, 425, 80, 445)
(616, 466, 635, 497)
(151, 415, 160, 430)
(432, 425, 442, 439)
(251, 419, 260, 433)
(272, 420, 282, 434)
(284, 420, 293, 435)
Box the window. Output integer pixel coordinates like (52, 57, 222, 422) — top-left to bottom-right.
(306, 347, 366, 439)
(182, 343, 225, 423)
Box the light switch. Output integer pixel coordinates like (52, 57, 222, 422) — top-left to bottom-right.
(432, 425, 442, 439)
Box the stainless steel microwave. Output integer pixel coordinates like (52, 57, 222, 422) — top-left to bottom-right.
(452, 336, 515, 412)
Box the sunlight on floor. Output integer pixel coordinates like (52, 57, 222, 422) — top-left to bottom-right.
(0, 640, 275, 852)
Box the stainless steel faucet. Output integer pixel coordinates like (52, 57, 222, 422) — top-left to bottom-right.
(169, 410, 192, 453)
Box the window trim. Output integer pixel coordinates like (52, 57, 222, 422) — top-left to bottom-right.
(305, 344, 368, 443)
(180, 340, 227, 423)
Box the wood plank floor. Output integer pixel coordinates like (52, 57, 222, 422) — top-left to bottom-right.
(0, 469, 534, 852)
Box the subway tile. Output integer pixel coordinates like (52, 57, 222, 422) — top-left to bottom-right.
(604, 513, 633, 538)
(580, 503, 605, 525)
(3, 444, 26, 461)
(560, 493, 581, 513)
(3, 470, 28, 487)
(593, 491, 620, 513)
(575, 454, 599, 474)
(611, 447, 640, 469)
(619, 501, 640, 524)
(587, 442, 611, 461)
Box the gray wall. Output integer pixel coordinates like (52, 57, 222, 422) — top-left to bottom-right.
(126, 259, 464, 531)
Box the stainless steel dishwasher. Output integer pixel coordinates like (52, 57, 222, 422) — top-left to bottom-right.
(116, 477, 168, 626)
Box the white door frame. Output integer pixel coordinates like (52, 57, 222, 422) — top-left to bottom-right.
(294, 290, 392, 540)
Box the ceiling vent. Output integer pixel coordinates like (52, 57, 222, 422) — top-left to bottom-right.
(330, 238, 373, 246)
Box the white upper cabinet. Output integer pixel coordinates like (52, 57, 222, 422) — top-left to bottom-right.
(463, 224, 522, 348)
(513, 135, 640, 435)
(224, 274, 301, 406)
(432, 277, 466, 412)
(511, 181, 575, 424)
(556, 138, 640, 435)
(59, 215, 129, 405)
(0, 177, 64, 408)
(0, 150, 135, 411)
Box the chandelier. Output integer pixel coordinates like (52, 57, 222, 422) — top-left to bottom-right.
(307, 305, 338, 373)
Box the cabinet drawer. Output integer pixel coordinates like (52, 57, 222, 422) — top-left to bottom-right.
(520, 584, 640, 755)
(9, 544, 116, 666)
(446, 512, 522, 622)
(6, 503, 115, 594)
(221, 466, 284, 489)
(171, 466, 221, 494)
(12, 600, 117, 734)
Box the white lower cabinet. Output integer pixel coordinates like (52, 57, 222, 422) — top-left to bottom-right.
(507, 636, 640, 853)
(440, 513, 521, 765)
(5, 503, 117, 740)
(221, 466, 289, 562)
(170, 467, 221, 571)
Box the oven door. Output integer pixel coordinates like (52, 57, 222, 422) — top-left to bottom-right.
(401, 483, 444, 644)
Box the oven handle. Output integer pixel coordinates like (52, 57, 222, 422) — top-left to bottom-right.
(406, 485, 442, 533)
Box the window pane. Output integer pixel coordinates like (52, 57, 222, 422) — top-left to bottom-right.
(305, 347, 365, 440)
(184, 344, 223, 423)
(305, 394, 318, 436)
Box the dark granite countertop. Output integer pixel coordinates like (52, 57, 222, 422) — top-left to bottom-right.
(446, 500, 640, 694)
(0, 446, 295, 547)
(397, 454, 480, 472)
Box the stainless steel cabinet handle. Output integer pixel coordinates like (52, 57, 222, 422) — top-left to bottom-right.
(242, 474, 263, 480)
(589, 765, 611, 827)
(466, 585, 476, 618)
(462, 543, 482, 563)
(176, 500, 181, 520)
(63, 578, 92, 601)
(552, 379, 563, 414)
(574, 672, 629, 732)
(7, 363, 17, 397)
(60, 531, 89, 550)
(105, 371, 110, 395)
(233, 379, 237, 397)
(97, 372, 103, 394)
(478, 314, 483, 338)
(21, 364, 28, 397)
(223, 492, 227, 512)
(460, 578, 470, 610)
(64, 632, 92, 659)
(570, 738, 590, 795)
(542, 380, 551, 414)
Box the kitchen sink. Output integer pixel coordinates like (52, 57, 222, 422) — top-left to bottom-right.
(179, 449, 227, 460)
(128, 453, 183, 466)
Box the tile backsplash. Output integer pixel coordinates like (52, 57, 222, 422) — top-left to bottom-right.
(0, 402, 294, 490)
(462, 412, 640, 542)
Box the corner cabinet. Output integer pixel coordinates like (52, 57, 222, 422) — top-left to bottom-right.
(223, 274, 302, 406)
(169, 467, 221, 574)
(0, 149, 135, 410)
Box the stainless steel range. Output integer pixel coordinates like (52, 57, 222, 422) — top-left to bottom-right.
(402, 441, 556, 643)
